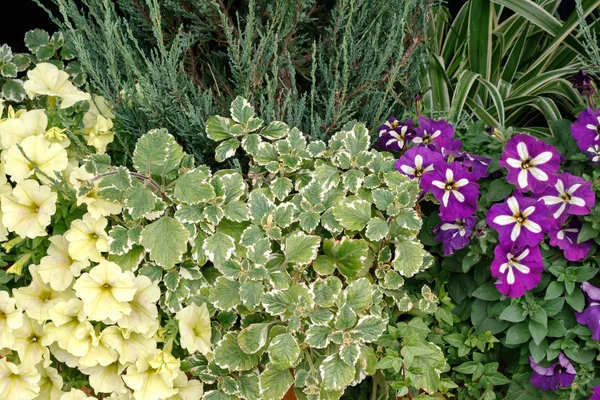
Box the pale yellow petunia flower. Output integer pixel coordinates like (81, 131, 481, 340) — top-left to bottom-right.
(10, 315, 53, 366)
(0, 108, 47, 149)
(176, 303, 211, 355)
(3, 134, 69, 183)
(79, 361, 126, 394)
(38, 235, 89, 291)
(1, 180, 57, 239)
(0, 358, 41, 400)
(23, 63, 90, 109)
(0, 290, 23, 348)
(64, 213, 109, 262)
(123, 349, 181, 400)
(35, 365, 63, 400)
(117, 275, 161, 338)
(59, 389, 97, 400)
(69, 166, 123, 219)
(73, 260, 137, 322)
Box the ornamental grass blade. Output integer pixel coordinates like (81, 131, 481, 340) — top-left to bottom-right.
(468, 0, 493, 84)
(478, 77, 505, 127)
(449, 70, 479, 124)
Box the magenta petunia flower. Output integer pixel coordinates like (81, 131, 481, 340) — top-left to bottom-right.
(548, 218, 593, 262)
(487, 192, 552, 247)
(433, 216, 476, 256)
(591, 386, 600, 400)
(538, 172, 595, 219)
(412, 116, 454, 148)
(394, 146, 445, 179)
(571, 108, 600, 152)
(575, 282, 600, 340)
(500, 134, 560, 193)
(529, 353, 576, 391)
(431, 137, 463, 159)
(461, 153, 491, 180)
(491, 244, 545, 298)
(585, 143, 600, 164)
(421, 161, 480, 220)
(376, 117, 415, 152)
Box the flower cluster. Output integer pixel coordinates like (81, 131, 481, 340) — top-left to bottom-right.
(381, 116, 487, 257)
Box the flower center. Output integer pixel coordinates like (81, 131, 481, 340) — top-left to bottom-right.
(390, 121, 398, 129)
(103, 283, 111, 289)
(30, 335, 38, 342)
(561, 193, 571, 201)
(92, 234, 99, 239)
(514, 212, 526, 224)
(521, 159, 532, 169)
(423, 135, 432, 144)
(415, 169, 423, 177)
(445, 182, 454, 191)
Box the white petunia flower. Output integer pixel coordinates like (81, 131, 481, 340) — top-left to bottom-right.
(1, 180, 57, 239)
(23, 63, 90, 109)
(64, 213, 109, 262)
(176, 303, 211, 355)
(0, 358, 41, 400)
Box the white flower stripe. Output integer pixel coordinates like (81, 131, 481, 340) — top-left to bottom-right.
(528, 167, 548, 181)
(529, 151, 553, 166)
(517, 142, 529, 160)
(507, 197, 520, 215)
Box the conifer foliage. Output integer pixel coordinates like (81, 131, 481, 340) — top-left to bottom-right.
(43, 0, 431, 164)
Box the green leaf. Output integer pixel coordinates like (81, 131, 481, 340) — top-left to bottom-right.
(469, 0, 492, 82)
(231, 96, 255, 125)
(239, 281, 263, 310)
(335, 303, 358, 330)
(141, 217, 190, 268)
(393, 241, 425, 277)
(24, 29, 49, 51)
(486, 180, 515, 203)
(578, 222, 598, 244)
(173, 168, 214, 205)
(270, 177, 293, 201)
(108, 246, 144, 271)
(108, 225, 131, 255)
(505, 322, 531, 345)
(259, 366, 293, 400)
(203, 391, 238, 400)
(499, 304, 526, 323)
(223, 201, 249, 222)
(365, 217, 389, 241)
(371, 188, 394, 211)
(215, 139, 240, 162)
(203, 232, 236, 265)
(205, 116, 241, 141)
(214, 332, 259, 371)
(0, 63, 17, 78)
(238, 323, 271, 354)
(565, 288, 585, 312)
(209, 277, 241, 310)
(261, 121, 289, 140)
(0, 44, 12, 63)
(339, 343, 361, 366)
(133, 129, 184, 176)
(268, 333, 300, 369)
(344, 278, 372, 312)
(312, 277, 343, 308)
(332, 197, 372, 231)
(2, 80, 26, 102)
(305, 325, 332, 348)
(529, 320, 547, 345)
(283, 231, 320, 264)
(319, 354, 355, 391)
(351, 316, 386, 342)
(449, 71, 480, 123)
(325, 238, 370, 279)
(238, 373, 260, 400)
(124, 187, 158, 220)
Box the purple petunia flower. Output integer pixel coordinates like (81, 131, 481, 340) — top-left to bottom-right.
(538, 172, 595, 219)
(529, 353, 576, 391)
(548, 218, 593, 262)
(487, 192, 552, 247)
(571, 108, 600, 152)
(575, 282, 600, 340)
(571, 71, 597, 97)
(394, 146, 445, 179)
(491, 244, 545, 297)
(500, 134, 560, 193)
(421, 161, 480, 220)
(591, 386, 600, 400)
(585, 143, 600, 164)
(461, 153, 491, 180)
(376, 117, 415, 152)
(433, 216, 476, 256)
(431, 137, 463, 159)
(412, 116, 454, 148)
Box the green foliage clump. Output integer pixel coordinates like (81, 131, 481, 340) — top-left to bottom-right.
(41, 0, 431, 165)
(84, 97, 453, 398)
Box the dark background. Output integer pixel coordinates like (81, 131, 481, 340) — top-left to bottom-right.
(1, 0, 578, 53)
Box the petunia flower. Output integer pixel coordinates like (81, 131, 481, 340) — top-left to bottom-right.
(433, 216, 476, 256)
(38, 235, 89, 291)
(0, 109, 47, 149)
(1, 180, 57, 239)
(23, 63, 90, 109)
(529, 353, 576, 391)
(394, 146, 445, 179)
(176, 303, 212, 355)
(487, 192, 551, 247)
(169, 371, 204, 400)
(0, 290, 23, 348)
(64, 213, 110, 262)
(571, 108, 600, 152)
(117, 275, 161, 338)
(571, 71, 597, 97)
(0, 358, 41, 400)
(69, 167, 123, 219)
(73, 260, 137, 323)
(11, 315, 53, 365)
(81, 96, 116, 154)
(375, 117, 415, 152)
(491, 244, 545, 298)
(548, 218, 592, 262)
(591, 386, 600, 400)
(123, 349, 181, 400)
(575, 282, 600, 340)
(500, 134, 560, 193)
(586, 144, 600, 164)
(431, 137, 463, 159)
(13, 265, 69, 323)
(79, 361, 126, 395)
(46, 297, 86, 351)
(59, 389, 97, 400)
(36, 364, 63, 400)
(538, 172, 595, 219)
(101, 326, 157, 365)
(461, 153, 491, 180)
(412, 116, 454, 147)
(420, 161, 479, 220)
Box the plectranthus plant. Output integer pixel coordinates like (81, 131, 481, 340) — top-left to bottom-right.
(73, 96, 453, 399)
